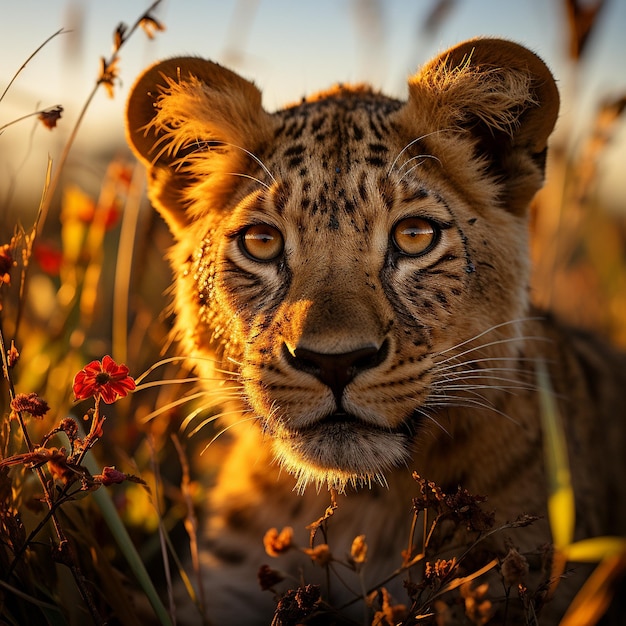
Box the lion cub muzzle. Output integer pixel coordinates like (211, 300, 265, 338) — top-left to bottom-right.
(284, 340, 389, 405)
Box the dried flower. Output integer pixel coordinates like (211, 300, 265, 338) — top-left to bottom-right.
(113, 23, 127, 52)
(412, 473, 494, 533)
(7, 341, 19, 367)
(424, 557, 457, 586)
(0, 243, 14, 285)
(371, 587, 407, 626)
(96, 466, 127, 486)
(10, 392, 50, 419)
(350, 534, 368, 565)
(59, 417, 79, 444)
(257, 564, 285, 591)
(263, 526, 294, 557)
(38, 105, 63, 130)
(501, 547, 529, 588)
(445, 485, 495, 532)
(98, 57, 120, 99)
(460, 581, 493, 626)
(272, 584, 320, 625)
(412, 472, 446, 512)
(73, 355, 135, 404)
(302, 543, 332, 567)
(139, 15, 165, 39)
(43, 447, 75, 484)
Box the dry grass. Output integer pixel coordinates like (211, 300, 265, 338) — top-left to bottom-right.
(0, 1, 624, 625)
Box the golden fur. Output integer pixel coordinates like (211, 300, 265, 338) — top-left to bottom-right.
(126, 38, 626, 624)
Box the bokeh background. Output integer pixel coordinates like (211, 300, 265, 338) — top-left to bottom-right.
(2, 0, 626, 216)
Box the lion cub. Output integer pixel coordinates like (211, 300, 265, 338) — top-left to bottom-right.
(126, 38, 626, 624)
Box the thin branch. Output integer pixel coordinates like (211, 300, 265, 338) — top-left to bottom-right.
(0, 29, 68, 103)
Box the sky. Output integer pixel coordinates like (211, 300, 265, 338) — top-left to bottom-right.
(1, 0, 625, 212)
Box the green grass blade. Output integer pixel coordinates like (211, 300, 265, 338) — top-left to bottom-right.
(536, 360, 575, 550)
(83, 451, 173, 626)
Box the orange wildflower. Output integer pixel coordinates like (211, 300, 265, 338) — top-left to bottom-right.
(263, 527, 294, 557)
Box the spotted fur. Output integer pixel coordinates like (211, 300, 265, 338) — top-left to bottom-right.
(126, 39, 626, 624)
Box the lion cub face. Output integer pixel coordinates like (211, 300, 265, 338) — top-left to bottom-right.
(126, 39, 559, 491)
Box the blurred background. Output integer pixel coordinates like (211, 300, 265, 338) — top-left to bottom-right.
(2, 0, 625, 217)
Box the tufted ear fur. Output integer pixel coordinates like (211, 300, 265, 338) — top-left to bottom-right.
(402, 38, 560, 214)
(125, 56, 274, 237)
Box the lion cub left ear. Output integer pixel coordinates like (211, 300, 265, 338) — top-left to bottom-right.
(126, 57, 273, 237)
(404, 38, 560, 214)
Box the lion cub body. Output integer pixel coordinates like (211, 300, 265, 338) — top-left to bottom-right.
(127, 39, 626, 623)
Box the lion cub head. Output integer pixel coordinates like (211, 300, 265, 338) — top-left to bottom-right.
(126, 39, 559, 492)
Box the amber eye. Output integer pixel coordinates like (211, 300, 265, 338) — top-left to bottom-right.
(239, 223, 284, 262)
(392, 217, 439, 256)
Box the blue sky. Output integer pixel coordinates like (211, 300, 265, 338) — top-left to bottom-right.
(1, 0, 625, 207)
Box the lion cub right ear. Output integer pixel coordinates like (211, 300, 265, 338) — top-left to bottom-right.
(125, 57, 273, 237)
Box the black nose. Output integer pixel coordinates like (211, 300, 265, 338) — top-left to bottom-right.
(284, 341, 388, 403)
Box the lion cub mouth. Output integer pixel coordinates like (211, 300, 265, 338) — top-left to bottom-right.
(272, 410, 412, 492)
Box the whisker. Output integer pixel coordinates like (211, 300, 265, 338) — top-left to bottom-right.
(135, 377, 229, 392)
(386, 130, 446, 176)
(140, 391, 210, 423)
(437, 384, 535, 396)
(436, 335, 550, 368)
(213, 366, 241, 378)
(226, 356, 244, 368)
(434, 369, 538, 384)
(184, 407, 247, 437)
(225, 171, 271, 191)
(135, 355, 191, 385)
(426, 394, 518, 424)
(179, 401, 219, 431)
(413, 407, 451, 437)
(179, 394, 243, 431)
(224, 143, 277, 185)
(434, 355, 541, 374)
(435, 376, 537, 391)
(397, 156, 442, 184)
(200, 416, 259, 455)
(134, 354, 222, 385)
(186, 140, 277, 186)
(436, 317, 545, 358)
(434, 370, 537, 385)
(179, 403, 241, 437)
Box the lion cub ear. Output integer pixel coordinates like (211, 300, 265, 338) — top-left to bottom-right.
(126, 57, 273, 237)
(404, 38, 560, 214)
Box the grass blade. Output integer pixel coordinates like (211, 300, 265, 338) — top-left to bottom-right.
(536, 360, 575, 550)
(82, 450, 173, 626)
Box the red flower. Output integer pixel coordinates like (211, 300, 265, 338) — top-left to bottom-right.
(34, 241, 63, 276)
(73, 355, 135, 404)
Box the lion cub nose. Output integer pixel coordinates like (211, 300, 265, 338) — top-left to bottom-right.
(285, 342, 388, 403)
